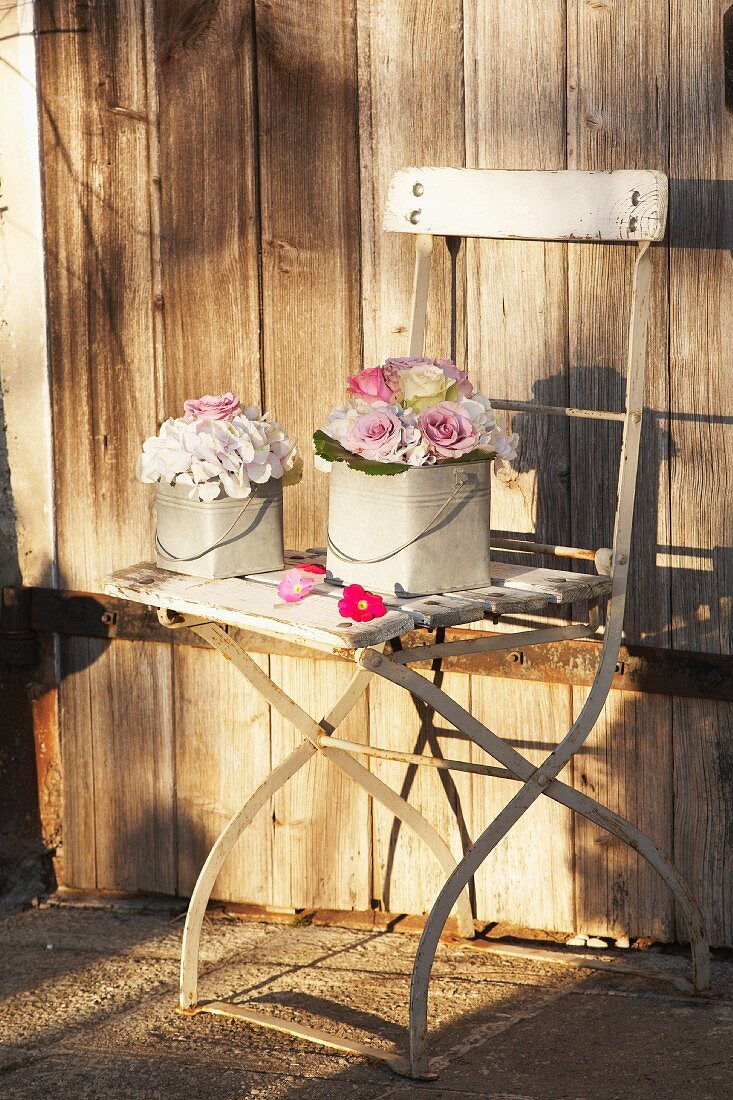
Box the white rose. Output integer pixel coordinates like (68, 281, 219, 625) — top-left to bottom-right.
(399, 363, 450, 412)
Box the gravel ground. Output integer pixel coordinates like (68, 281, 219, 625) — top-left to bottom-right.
(0, 903, 731, 1099)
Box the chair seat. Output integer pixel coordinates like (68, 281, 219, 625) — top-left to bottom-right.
(104, 552, 610, 654)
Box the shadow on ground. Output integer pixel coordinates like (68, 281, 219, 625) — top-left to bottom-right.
(0, 904, 731, 1099)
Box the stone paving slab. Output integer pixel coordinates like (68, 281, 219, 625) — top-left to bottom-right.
(0, 906, 731, 1099)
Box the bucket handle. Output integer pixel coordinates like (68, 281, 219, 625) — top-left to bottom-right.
(155, 488, 258, 564)
(327, 472, 472, 566)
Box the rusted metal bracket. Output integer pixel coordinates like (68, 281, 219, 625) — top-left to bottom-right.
(1, 584, 732, 702)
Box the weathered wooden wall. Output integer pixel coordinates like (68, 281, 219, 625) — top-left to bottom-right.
(33, 0, 733, 943)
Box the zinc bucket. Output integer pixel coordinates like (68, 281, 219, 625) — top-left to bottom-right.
(155, 480, 284, 579)
(326, 461, 491, 597)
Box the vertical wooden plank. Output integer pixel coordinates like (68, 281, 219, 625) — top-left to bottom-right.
(469, 680, 575, 932)
(269, 659, 370, 910)
(255, 1, 370, 908)
(370, 672, 472, 916)
(357, 0, 471, 917)
(37, 1, 176, 891)
(155, 0, 262, 411)
(153, 1, 272, 902)
(669, 1, 733, 945)
(568, 0, 673, 938)
(464, 0, 574, 930)
(174, 645, 273, 903)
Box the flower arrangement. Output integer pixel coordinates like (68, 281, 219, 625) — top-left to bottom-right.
(137, 393, 301, 502)
(314, 358, 518, 476)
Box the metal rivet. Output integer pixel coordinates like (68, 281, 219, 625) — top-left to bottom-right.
(412, 182, 424, 197)
(408, 209, 421, 225)
(628, 216, 638, 233)
(537, 773, 549, 788)
(631, 190, 641, 206)
(370, 652, 383, 668)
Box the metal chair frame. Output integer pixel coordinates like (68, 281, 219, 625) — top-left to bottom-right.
(110, 168, 711, 1080)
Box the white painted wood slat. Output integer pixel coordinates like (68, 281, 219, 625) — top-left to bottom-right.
(104, 564, 414, 651)
(384, 168, 668, 242)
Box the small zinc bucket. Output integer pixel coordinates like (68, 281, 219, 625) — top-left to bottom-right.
(326, 461, 491, 597)
(155, 480, 284, 579)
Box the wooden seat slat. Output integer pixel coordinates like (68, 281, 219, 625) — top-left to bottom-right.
(104, 564, 414, 652)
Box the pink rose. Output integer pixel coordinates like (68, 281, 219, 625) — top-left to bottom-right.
(346, 408, 405, 461)
(418, 401, 478, 459)
(435, 359, 475, 399)
(183, 392, 242, 421)
(346, 367, 393, 405)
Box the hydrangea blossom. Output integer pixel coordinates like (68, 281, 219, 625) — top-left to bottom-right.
(137, 399, 299, 502)
(316, 358, 518, 473)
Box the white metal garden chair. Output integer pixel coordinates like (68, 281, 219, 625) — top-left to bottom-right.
(106, 167, 710, 1080)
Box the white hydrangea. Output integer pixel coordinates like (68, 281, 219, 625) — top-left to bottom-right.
(137, 410, 298, 502)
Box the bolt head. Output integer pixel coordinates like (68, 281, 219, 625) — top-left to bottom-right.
(370, 652, 383, 668)
(412, 182, 424, 197)
(408, 209, 421, 224)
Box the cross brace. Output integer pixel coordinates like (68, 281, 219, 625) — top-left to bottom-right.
(173, 618, 711, 1081)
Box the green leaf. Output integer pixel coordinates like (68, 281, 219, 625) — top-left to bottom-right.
(313, 430, 407, 475)
(312, 429, 496, 477)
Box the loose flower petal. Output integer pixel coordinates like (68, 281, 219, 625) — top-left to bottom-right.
(338, 584, 387, 622)
(277, 569, 316, 603)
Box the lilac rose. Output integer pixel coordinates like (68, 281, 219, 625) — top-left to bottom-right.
(346, 408, 405, 461)
(382, 356, 434, 393)
(183, 392, 242, 421)
(418, 401, 478, 459)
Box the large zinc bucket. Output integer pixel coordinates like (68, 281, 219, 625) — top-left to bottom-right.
(155, 480, 284, 579)
(326, 461, 491, 596)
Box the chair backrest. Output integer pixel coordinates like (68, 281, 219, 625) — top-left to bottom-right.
(379, 165, 668, 624)
(383, 167, 668, 243)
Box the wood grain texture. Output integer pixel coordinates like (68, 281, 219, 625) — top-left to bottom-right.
(370, 670, 472, 915)
(174, 645, 273, 903)
(568, 0, 674, 940)
(357, 0, 466, 368)
(33, 0, 733, 942)
(255, 0, 369, 907)
(669, 1, 733, 945)
(269, 657, 371, 910)
(155, 0, 262, 412)
(463, 0, 574, 929)
(469, 678, 575, 932)
(357, 0, 469, 918)
(37, 0, 175, 892)
(152, 0, 274, 904)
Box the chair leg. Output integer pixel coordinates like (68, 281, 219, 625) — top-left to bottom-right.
(408, 783, 548, 1076)
(546, 782, 710, 992)
(179, 740, 316, 1010)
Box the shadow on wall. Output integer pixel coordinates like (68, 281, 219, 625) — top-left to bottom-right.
(380, 360, 733, 943)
